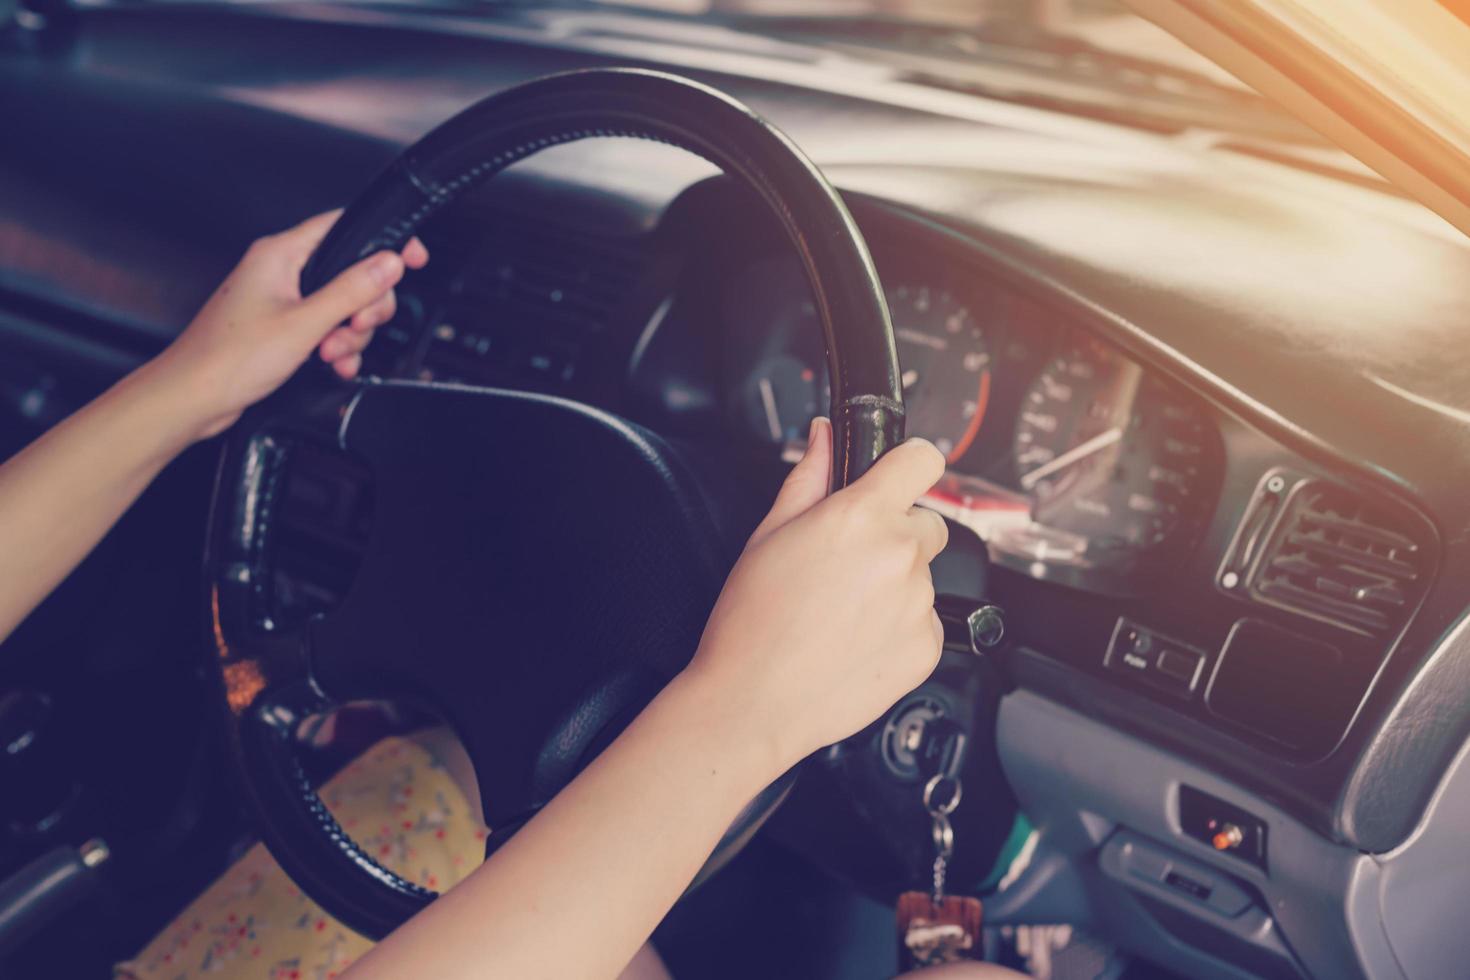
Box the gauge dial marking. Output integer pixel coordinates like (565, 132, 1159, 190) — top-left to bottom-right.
(1008, 341, 1209, 565)
(886, 285, 992, 464)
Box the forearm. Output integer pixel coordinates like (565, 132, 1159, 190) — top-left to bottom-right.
(346, 668, 787, 980)
(0, 216, 418, 646)
(0, 358, 202, 642)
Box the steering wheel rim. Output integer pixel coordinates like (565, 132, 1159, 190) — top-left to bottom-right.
(203, 68, 905, 940)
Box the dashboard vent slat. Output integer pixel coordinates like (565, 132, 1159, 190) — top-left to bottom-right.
(470, 232, 640, 336)
(425, 215, 647, 388)
(1244, 481, 1432, 637)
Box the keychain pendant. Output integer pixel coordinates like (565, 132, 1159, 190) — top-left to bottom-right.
(900, 759, 981, 967)
(897, 891, 984, 969)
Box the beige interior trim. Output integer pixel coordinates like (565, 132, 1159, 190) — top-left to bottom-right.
(1126, 0, 1470, 240)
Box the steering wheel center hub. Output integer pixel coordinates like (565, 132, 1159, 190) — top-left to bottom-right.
(311, 383, 728, 818)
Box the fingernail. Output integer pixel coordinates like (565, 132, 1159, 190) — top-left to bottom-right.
(905, 436, 945, 460)
(808, 416, 829, 443)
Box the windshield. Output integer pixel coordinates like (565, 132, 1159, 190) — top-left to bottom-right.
(529, 0, 1321, 144)
(608, 0, 1235, 84)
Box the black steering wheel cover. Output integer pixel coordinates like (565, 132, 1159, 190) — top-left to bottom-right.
(302, 67, 904, 487)
(225, 68, 904, 940)
(240, 686, 439, 932)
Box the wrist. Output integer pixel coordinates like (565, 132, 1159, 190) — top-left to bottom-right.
(130, 348, 234, 445)
(659, 664, 802, 790)
(112, 353, 221, 455)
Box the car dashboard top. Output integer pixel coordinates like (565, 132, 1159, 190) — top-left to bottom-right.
(4, 0, 1470, 854)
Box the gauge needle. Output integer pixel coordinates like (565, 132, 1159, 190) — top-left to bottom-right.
(757, 376, 783, 442)
(1020, 427, 1123, 490)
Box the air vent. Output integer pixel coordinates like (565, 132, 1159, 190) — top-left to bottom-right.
(460, 220, 642, 343)
(424, 216, 645, 388)
(1242, 480, 1432, 636)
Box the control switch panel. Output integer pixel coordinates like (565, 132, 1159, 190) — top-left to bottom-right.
(1105, 619, 1206, 697)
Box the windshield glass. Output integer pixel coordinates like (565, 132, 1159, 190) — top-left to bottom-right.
(609, 0, 1234, 84)
(543, 0, 1317, 142)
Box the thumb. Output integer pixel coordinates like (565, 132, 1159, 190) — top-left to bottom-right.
(276, 208, 345, 261)
(288, 250, 404, 340)
(750, 416, 832, 546)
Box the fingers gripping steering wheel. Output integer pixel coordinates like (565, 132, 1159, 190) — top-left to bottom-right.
(202, 69, 905, 940)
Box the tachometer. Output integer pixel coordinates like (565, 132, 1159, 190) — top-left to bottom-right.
(887, 285, 992, 463)
(1010, 340, 1208, 563)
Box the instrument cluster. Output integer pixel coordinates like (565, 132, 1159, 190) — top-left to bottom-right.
(722, 254, 1223, 594)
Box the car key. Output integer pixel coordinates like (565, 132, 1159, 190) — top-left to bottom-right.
(896, 773, 984, 970)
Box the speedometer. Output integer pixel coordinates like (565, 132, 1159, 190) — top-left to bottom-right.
(1010, 340, 1208, 563)
(887, 285, 991, 463)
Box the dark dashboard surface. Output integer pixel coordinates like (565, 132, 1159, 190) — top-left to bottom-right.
(3, 1, 1470, 854)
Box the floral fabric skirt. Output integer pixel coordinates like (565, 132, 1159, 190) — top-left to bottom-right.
(115, 737, 484, 980)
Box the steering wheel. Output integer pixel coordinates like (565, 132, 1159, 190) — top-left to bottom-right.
(201, 68, 905, 940)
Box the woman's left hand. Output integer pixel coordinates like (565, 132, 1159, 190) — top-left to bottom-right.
(152, 209, 429, 441)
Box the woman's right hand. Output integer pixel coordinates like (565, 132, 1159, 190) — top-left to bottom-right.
(682, 416, 949, 777)
(340, 420, 946, 980)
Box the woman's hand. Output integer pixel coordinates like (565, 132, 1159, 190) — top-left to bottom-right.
(0, 210, 428, 643)
(683, 416, 948, 776)
(149, 210, 429, 441)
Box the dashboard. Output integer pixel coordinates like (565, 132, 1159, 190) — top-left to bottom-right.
(356, 191, 1227, 599)
(328, 182, 1437, 781)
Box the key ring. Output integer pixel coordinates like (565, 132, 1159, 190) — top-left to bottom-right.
(923, 773, 962, 816)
